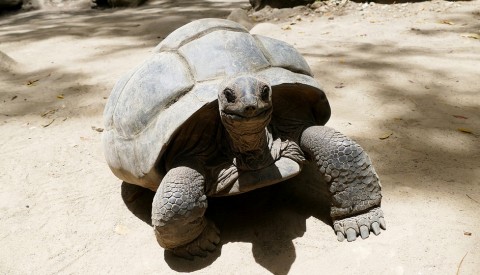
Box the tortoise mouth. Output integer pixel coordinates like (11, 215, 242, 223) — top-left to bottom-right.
(220, 107, 272, 121)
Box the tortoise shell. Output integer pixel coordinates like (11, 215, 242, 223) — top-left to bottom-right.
(103, 18, 330, 190)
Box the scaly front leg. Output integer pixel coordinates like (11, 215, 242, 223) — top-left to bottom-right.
(300, 126, 386, 241)
(152, 165, 220, 259)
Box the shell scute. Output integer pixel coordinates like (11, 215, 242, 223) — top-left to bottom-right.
(112, 52, 194, 138)
(179, 31, 270, 81)
(253, 34, 312, 76)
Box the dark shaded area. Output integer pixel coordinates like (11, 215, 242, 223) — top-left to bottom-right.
(121, 181, 154, 224)
(298, 13, 479, 196)
(0, 0, 22, 12)
(121, 162, 332, 274)
(0, 0, 244, 119)
(0, 0, 241, 44)
(93, 0, 147, 8)
(249, 0, 314, 11)
(2, 0, 477, 121)
(350, 0, 472, 3)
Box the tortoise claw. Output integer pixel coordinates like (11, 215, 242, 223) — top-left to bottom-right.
(346, 228, 357, 242)
(337, 231, 345, 242)
(360, 225, 370, 239)
(333, 207, 386, 242)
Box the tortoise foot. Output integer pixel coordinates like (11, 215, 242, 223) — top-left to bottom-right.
(333, 207, 386, 242)
(169, 220, 220, 260)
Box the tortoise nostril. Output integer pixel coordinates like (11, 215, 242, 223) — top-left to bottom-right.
(245, 105, 256, 112)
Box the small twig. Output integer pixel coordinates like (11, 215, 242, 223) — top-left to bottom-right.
(466, 194, 479, 204)
(41, 109, 58, 117)
(42, 119, 55, 128)
(456, 252, 468, 275)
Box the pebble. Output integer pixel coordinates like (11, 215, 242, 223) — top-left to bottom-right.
(310, 1, 323, 9)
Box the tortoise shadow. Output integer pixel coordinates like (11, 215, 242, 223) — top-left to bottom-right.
(121, 163, 332, 274)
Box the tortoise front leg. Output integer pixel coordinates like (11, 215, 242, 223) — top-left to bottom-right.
(300, 126, 386, 241)
(152, 165, 220, 259)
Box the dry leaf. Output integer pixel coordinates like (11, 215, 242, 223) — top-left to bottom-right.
(91, 126, 104, 133)
(439, 20, 454, 25)
(26, 79, 39, 86)
(453, 115, 468, 119)
(460, 33, 480, 39)
(379, 132, 393, 140)
(457, 128, 473, 134)
(57, 95, 64, 99)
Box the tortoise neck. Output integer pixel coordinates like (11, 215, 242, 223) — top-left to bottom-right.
(226, 127, 269, 154)
(226, 127, 277, 171)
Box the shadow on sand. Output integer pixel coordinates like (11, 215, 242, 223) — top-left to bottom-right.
(121, 163, 333, 274)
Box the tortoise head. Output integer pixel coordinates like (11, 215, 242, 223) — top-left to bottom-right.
(218, 76, 273, 136)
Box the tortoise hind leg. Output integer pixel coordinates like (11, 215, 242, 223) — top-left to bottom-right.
(152, 166, 220, 259)
(299, 126, 386, 242)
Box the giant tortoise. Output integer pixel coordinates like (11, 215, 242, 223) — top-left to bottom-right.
(103, 18, 386, 259)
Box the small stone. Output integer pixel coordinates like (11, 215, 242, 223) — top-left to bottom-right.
(114, 224, 129, 235)
(311, 1, 323, 9)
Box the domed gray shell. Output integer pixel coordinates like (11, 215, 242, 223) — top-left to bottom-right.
(103, 18, 324, 190)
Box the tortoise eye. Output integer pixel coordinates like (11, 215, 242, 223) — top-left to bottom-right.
(260, 85, 270, 101)
(223, 88, 236, 103)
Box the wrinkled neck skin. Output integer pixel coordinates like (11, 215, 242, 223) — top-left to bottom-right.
(221, 112, 275, 171)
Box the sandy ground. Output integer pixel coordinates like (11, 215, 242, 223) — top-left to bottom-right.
(1, 0, 479, 274)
